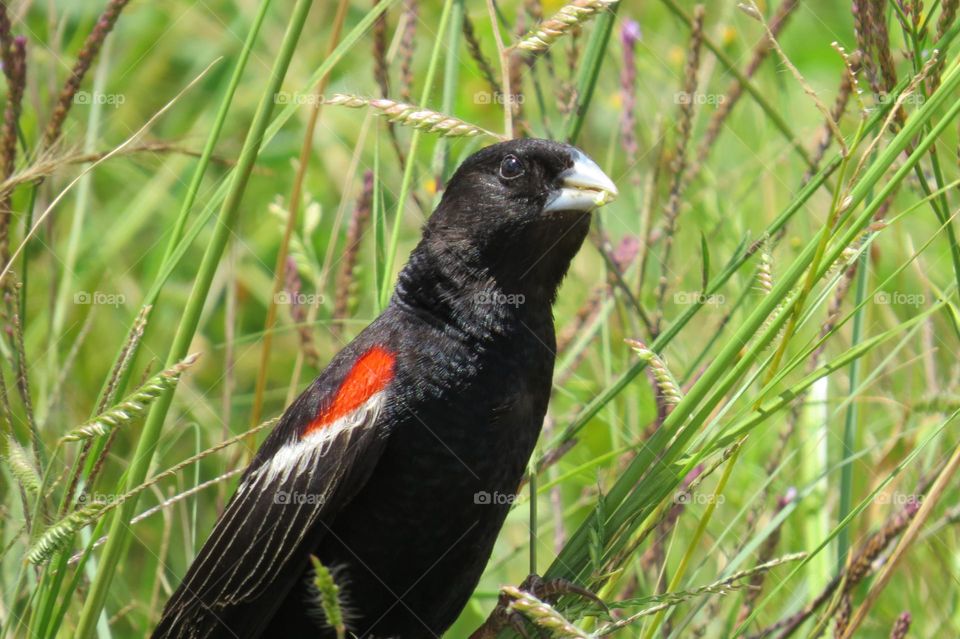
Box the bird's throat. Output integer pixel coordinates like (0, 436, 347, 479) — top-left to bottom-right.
(392, 214, 590, 336)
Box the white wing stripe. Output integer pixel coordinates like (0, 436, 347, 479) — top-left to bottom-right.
(241, 390, 386, 492)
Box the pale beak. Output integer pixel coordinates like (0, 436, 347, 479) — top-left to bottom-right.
(543, 148, 618, 213)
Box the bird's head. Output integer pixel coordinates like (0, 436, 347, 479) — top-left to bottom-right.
(421, 138, 618, 298)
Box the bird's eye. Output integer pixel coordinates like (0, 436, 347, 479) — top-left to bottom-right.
(499, 154, 525, 180)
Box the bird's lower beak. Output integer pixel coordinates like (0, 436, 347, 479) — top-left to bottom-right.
(543, 149, 618, 213)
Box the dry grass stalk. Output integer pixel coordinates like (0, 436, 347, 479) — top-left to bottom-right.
(462, 12, 502, 95)
(806, 47, 863, 183)
(854, 0, 908, 130)
(0, 3, 14, 72)
(368, 0, 420, 202)
(654, 5, 705, 332)
(0, 358, 33, 527)
(929, 0, 959, 91)
(619, 20, 641, 165)
(484, 0, 513, 136)
(280, 255, 320, 369)
(0, 36, 24, 179)
(326, 94, 502, 138)
(10, 312, 40, 471)
(740, 2, 847, 156)
(514, 0, 616, 54)
(0, 58, 220, 288)
(0, 20, 25, 270)
(508, 19, 528, 139)
(565, 20, 583, 76)
(43, 0, 132, 147)
(749, 498, 920, 638)
(691, 0, 799, 180)
(0, 142, 231, 198)
(867, 0, 898, 95)
(333, 170, 374, 330)
(841, 441, 960, 639)
(849, 54, 939, 185)
(888, 612, 911, 639)
(832, 595, 852, 638)
(398, 0, 418, 102)
(852, 0, 880, 94)
(373, 0, 391, 97)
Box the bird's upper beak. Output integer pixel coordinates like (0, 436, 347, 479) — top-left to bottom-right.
(543, 148, 618, 213)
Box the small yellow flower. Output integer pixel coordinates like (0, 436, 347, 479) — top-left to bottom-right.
(669, 45, 684, 66)
(422, 177, 437, 196)
(722, 25, 737, 47)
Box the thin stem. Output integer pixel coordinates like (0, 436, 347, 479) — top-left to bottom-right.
(379, 0, 455, 309)
(73, 3, 316, 634)
(485, 0, 512, 137)
(247, 0, 350, 453)
(837, 251, 868, 571)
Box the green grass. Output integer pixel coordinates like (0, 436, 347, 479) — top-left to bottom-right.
(1, 1, 959, 638)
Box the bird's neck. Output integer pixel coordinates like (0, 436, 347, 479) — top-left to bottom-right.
(391, 217, 590, 337)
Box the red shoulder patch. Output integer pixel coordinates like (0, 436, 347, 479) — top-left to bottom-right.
(302, 345, 396, 438)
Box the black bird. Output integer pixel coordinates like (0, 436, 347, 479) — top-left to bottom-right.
(153, 138, 617, 639)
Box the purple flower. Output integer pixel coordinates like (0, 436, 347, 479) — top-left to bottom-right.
(620, 18, 642, 48)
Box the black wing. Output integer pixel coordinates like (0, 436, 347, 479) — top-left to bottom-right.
(153, 356, 392, 639)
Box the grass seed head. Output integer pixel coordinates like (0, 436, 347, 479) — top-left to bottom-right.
(515, 0, 616, 54)
(502, 585, 593, 638)
(61, 353, 200, 443)
(626, 339, 683, 406)
(4, 436, 40, 496)
(326, 94, 501, 139)
(28, 504, 105, 564)
(310, 555, 346, 638)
